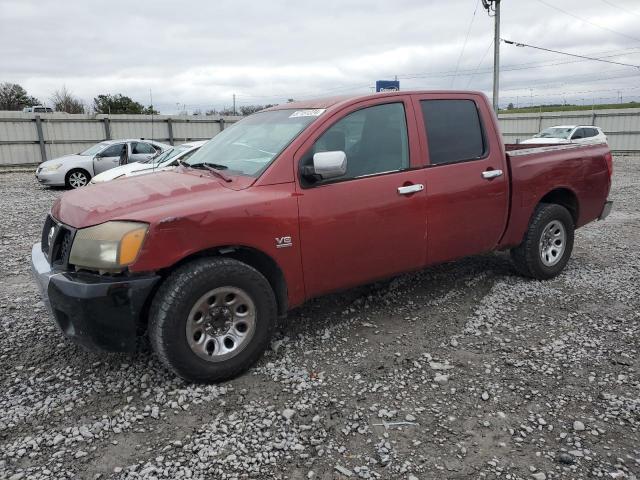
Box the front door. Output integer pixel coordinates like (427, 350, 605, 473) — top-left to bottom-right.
(413, 95, 509, 264)
(93, 142, 125, 175)
(130, 141, 157, 162)
(296, 99, 428, 298)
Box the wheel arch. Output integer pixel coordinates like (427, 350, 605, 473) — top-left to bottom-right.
(160, 245, 288, 317)
(538, 187, 579, 225)
(65, 167, 92, 187)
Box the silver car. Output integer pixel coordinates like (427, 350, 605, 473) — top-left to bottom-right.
(90, 140, 207, 184)
(35, 139, 171, 188)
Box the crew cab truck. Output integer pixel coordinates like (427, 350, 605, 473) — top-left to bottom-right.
(31, 91, 613, 383)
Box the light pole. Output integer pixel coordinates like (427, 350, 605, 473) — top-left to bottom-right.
(482, 0, 501, 111)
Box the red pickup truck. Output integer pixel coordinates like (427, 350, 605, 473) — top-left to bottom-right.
(31, 91, 613, 383)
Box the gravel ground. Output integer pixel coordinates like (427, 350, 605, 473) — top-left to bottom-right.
(0, 158, 638, 480)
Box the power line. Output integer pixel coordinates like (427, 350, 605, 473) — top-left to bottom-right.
(535, 0, 640, 43)
(597, 0, 640, 18)
(500, 84, 640, 101)
(451, 0, 481, 87)
(502, 39, 640, 69)
(466, 40, 494, 87)
(398, 46, 640, 80)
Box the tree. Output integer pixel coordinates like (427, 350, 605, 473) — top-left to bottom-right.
(507, 102, 514, 110)
(51, 86, 85, 113)
(239, 104, 277, 116)
(0, 82, 40, 110)
(92, 93, 156, 114)
(142, 105, 159, 115)
(218, 107, 237, 116)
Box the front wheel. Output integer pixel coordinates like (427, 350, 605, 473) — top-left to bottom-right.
(149, 257, 277, 383)
(66, 169, 90, 189)
(510, 203, 575, 280)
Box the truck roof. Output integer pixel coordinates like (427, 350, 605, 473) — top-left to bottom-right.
(265, 90, 487, 111)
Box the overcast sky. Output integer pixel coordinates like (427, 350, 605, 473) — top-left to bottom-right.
(1, 0, 639, 113)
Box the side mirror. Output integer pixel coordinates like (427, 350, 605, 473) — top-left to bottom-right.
(304, 151, 347, 180)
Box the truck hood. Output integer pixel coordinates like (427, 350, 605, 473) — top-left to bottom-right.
(52, 169, 253, 228)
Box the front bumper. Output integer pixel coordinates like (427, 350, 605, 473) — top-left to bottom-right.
(31, 243, 160, 352)
(35, 169, 66, 186)
(599, 200, 613, 220)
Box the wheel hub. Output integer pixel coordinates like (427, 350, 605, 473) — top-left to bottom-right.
(539, 220, 566, 267)
(205, 306, 233, 336)
(185, 286, 257, 363)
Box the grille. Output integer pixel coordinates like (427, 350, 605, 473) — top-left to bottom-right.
(41, 215, 76, 268)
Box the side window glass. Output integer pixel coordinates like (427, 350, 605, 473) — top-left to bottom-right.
(420, 99, 486, 165)
(101, 143, 124, 157)
(133, 142, 155, 154)
(301, 102, 409, 185)
(586, 128, 598, 138)
(572, 128, 585, 139)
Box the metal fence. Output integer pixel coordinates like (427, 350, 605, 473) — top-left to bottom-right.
(498, 107, 640, 153)
(0, 112, 241, 166)
(1, 107, 639, 166)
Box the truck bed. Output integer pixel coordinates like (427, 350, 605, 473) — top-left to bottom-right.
(498, 142, 612, 248)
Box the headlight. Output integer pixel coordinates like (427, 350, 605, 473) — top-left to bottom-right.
(69, 221, 149, 271)
(41, 163, 63, 172)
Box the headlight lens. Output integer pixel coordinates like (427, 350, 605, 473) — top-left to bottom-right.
(69, 221, 148, 271)
(42, 163, 63, 172)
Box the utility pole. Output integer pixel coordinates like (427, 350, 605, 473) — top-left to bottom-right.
(482, 0, 501, 111)
(233, 94, 236, 115)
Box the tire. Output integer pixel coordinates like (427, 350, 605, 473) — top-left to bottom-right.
(510, 203, 575, 280)
(65, 169, 91, 189)
(149, 257, 277, 383)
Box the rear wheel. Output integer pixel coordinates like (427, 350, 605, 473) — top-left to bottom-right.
(149, 257, 277, 383)
(66, 169, 90, 189)
(510, 203, 575, 280)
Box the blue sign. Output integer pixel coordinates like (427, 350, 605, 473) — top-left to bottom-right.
(376, 80, 400, 92)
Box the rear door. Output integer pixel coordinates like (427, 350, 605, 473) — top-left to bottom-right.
(295, 98, 428, 298)
(412, 94, 509, 265)
(93, 143, 125, 174)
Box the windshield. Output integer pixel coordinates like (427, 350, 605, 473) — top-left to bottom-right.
(145, 144, 192, 165)
(185, 109, 322, 176)
(79, 142, 110, 156)
(534, 127, 574, 139)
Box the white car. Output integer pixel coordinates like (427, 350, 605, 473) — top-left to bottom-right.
(520, 125, 607, 145)
(90, 140, 207, 184)
(35, 139, 171, 188)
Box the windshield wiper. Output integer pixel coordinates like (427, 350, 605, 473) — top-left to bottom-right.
(189, 162, 233, 182)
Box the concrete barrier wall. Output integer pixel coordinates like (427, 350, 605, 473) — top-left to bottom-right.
(2, 107, 639, 166)
(0, 112, 241, 166)
(498, 107, 640, 153)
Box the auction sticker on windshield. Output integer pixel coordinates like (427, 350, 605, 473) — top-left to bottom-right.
(289, 109, 325, 118)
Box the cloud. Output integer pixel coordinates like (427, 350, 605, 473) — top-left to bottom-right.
(1, 0, 639, 112)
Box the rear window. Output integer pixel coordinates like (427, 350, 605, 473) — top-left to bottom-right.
(420, 99, 486, 165)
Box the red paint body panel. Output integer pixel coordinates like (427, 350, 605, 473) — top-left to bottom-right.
(498, 143, 611, 248)
(50, 91, 612, 312)
(411, 93, 510, 264)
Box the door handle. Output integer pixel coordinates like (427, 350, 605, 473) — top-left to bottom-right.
(397, 184, 424, 195)
(482, 169, 503, 179)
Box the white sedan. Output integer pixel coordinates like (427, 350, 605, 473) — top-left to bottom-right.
(35, 139, 171, 188)
(520, 125, 607, 145)
(90, 140, 207, 184)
